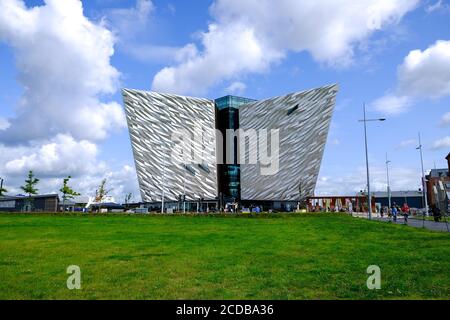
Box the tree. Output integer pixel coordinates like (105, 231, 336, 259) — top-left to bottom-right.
(21, 170, 39, 196)
(20, 171, 39, 211)
(0, 177, 7, 196)
(94, 179, 111, 213)
(124, 193, 132, 205)
(59, 176, 80, 212)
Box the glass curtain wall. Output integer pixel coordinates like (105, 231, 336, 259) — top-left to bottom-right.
(215, 96, 256, 203)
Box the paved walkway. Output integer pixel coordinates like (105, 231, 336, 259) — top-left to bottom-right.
(352, 212, 450, 232)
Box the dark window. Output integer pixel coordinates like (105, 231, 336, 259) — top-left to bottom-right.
(198, 163, 211, 174)
(287, 104, 299, 116)
(184, 164, 196, 176)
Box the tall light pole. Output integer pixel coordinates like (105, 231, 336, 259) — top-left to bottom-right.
(386, 153, 392, 209)
(359, 103, 386, 220)
(183, 164, 187, 214)
(416, 132, 429, 213)
(161, 152, 166, 214)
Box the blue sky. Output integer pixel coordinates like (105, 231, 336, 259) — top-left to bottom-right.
(0, 0, 449, 201)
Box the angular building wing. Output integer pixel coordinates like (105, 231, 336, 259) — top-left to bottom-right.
(122, 89, 217, 202)
(239, 84, 338, 201)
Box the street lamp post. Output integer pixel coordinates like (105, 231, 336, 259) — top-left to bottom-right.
(359, 103, 386, 220)
(386, 153, 392, 209)
(183, 165, 187, 214)
(416, 132, 429, 214)
(161, 152, 166, 214)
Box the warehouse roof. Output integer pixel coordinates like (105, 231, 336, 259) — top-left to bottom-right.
(0, 194, 59, 201)
(427, 168, 449, 178)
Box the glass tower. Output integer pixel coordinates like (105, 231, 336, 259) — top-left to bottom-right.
(215, 95, 256, 202)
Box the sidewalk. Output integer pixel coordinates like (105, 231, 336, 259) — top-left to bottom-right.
(352, 212, 450, 232)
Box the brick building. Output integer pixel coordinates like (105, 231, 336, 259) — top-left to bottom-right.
(426, 153, 450, 212)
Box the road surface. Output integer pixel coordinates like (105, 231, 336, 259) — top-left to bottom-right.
(352, 212, 450, 232)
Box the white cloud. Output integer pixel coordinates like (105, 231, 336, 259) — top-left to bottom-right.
(153, 23, 281, 95)
(106, 0, 154, 36)
(2, 134, 103, 177)
(211, 0, 418, 65)
(398, 40, 450, 98)
(426, 0, 450, 13)
(396, 138, 418, 149)
(0, 1, 139, 202)
(0, 136, 140, 202)
(316, 165, 422, 195)
(225, 81, 247, 95)
(0, 0, 125, 144)
(152, 0, 418, 95)
(441, 112, 450, 126)
(0, 118, 10, 130)
(373, 40, 450, 114)
(431, 136, 450, 149)
(105, 0, 179, 64)
(64, 164, 140, 204)
(372, 94, 412, 115)
(103, 165, 140, 202)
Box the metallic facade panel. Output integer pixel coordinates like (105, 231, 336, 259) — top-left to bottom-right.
(239, 84, 339, 201)
(122, 89, 217, 202)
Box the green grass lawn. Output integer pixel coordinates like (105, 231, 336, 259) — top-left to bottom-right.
(0, 213, 449, 300)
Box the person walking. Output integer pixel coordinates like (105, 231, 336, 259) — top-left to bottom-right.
(392, 204, 398, 222)
(432, 204, 441, 222)
(402, 203, 410, 224)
